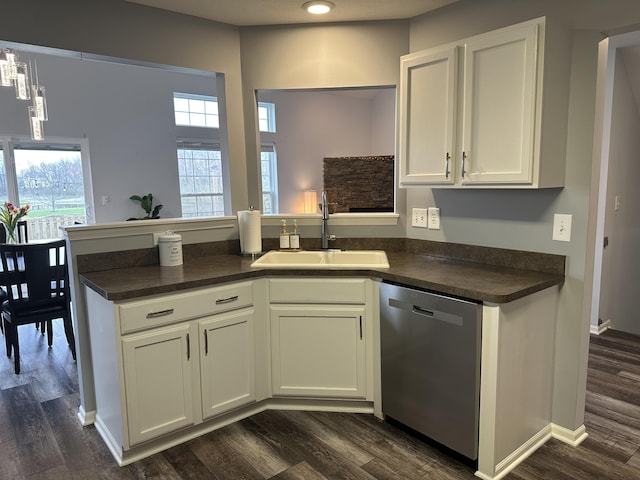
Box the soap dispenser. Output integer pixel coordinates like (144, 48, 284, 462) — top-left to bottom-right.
(290, 219, 300, 250)
(279, 219, 290, 249)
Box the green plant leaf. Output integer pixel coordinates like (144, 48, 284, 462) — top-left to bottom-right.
(151, 204, 163, 218)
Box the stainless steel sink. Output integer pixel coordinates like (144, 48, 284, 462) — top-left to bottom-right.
(250, 250, 389, 269)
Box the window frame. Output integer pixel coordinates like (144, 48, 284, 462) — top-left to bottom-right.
(0, 134, 95, 231)
(258, 102, 276, 133)
(177, 141, 226, 218)
(260, 143, 279, 214)
(173, 92, 219, 129)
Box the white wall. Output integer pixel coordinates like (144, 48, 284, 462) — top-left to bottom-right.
(0, 51, 220, 222)
(259, 89, 395, 213)
(599, 52, 640, 335)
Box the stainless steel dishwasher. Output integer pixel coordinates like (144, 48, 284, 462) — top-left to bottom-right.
(380, 281, 482, 460)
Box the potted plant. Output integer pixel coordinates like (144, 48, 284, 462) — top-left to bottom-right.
(0, 201, 30, 243)
(127, 193, 163, 220)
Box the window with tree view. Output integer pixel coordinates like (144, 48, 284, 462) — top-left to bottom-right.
(177, 142, 224, 217)
(0, 139, 86, 241)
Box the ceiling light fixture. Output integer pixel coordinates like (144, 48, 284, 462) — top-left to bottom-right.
(303, 1, 335, 15)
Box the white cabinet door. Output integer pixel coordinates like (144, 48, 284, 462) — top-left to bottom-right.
(270, 305, 366, 398)
(397, 18, 564, 188)
(199, 308, 256, 419)
(122, 322, 195, 446)
(461, 24, 538, 185)
(398, 45, 458, 185)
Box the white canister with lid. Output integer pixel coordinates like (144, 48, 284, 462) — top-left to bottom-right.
(158, 231, 183, 267)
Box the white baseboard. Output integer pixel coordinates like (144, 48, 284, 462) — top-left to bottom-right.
(590, 319, 611, 335)
(475, 425, 552, 480)
(551, 423, 588, 446)
(77, 406, 96, 426)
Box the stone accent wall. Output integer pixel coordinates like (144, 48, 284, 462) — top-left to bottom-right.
(323, 156, 394, 213)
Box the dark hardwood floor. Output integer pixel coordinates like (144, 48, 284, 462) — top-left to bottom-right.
(1, 321, 639, 479)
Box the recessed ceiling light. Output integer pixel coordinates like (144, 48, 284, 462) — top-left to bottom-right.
(303, 1, 335, 15)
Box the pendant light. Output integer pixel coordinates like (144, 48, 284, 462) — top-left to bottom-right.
(0, 48, 17, 87)
(1, 47, 50, 140)
(31, 61, 48, 120)
(28, 106, 44, 141)
(14, 62, 30, 100)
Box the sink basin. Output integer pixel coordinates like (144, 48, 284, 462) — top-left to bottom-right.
(251, 250, 389, 269)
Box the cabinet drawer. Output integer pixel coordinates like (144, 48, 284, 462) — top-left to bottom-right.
(269, 278, 366, 304)
(119, 282, 253, 334)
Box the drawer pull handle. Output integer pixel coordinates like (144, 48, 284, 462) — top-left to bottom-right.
(215, 295, 238, 305)
(146, 308, 174, 319)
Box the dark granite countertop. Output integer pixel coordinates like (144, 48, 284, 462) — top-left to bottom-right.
(80, 250, 564, 304)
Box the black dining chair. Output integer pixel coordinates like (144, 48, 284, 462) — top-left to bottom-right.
(0, 239, 76, 374)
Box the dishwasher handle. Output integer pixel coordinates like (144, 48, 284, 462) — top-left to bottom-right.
(388, 298, 463, 327)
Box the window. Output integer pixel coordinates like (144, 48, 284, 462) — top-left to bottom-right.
(0, 146, 7, 201)
(173, 93, 219, 128)
(259, 102, 278, 213)
(177, 142, 225, 217)
(261, 144, 278, 214)
(258, 102, 276, 133)
(0, 138, 88, 241)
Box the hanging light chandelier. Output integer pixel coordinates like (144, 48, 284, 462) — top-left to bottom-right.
(0, 47, 48, 140)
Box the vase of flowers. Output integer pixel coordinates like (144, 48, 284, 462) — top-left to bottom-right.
(0, 202, 30, 243)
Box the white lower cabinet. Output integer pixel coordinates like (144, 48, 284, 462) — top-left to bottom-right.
(270, 305, 367, 398)
(85, 275, 376, 465)
(199, 309, 255, 419)
(85, 281, 257, 458)
(268, 277, 372, 400)
(122, 322, 196, 446)
(122, 307, 256, 446)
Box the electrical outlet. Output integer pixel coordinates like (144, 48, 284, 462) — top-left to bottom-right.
(428, 207, 440, 230)
(101, 195, 110, 205)
(412, 208, 428, 228)
(552, 214, 572, 242)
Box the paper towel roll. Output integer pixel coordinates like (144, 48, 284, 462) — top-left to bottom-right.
(237, 210, 262, 254)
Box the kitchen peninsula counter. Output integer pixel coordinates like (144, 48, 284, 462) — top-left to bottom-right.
(80, 248, 564, 304)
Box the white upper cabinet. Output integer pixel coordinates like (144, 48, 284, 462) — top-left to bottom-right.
(398, 17, 570, 188)
(398, 46, 458, 185)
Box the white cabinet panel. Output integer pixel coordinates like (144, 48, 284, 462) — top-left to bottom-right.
(270, 305, 366, 398)
(200, 308, 256, 419)
(122, 322, 195, 446)
(399, 46, 458, 185)
(461, 24, 538, 184)
(269, 278, 367, 304)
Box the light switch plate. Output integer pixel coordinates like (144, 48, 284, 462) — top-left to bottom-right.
(428, 207, 440, 230)
(552, 214, 572, 242)
(412, 208, 427, 228)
